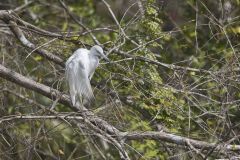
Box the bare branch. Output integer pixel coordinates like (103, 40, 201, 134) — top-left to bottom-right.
(0, 10, 65, 67)
(124, 131, 240, 152)
(0, 64, 72, 108)
(58, 0, 100, 45)
(0, 115, 83, 124)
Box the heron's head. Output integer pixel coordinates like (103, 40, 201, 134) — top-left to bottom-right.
(90, 45, 109, 61)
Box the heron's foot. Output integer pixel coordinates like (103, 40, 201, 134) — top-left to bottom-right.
(75, 101, 94, 116)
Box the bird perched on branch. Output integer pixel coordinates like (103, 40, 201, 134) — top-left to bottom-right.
(65, 45, 109, 109)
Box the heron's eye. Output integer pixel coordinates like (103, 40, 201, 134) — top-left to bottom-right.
(96, 51, 102, 57)
(96, 53, 101, 58)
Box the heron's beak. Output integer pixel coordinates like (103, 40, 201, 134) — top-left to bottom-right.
(102, 53, 110, 62)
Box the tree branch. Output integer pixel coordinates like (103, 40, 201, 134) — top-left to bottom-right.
(0, 115, 83, 124)
(0, 10, 65, 67)
(0, 64, 72, 108)
(124, 131, 240, 152)
(58, 0, 100, 45)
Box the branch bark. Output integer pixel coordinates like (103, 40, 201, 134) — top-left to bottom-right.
(124, 131, 240, 152)
(0, 64, 72, 108)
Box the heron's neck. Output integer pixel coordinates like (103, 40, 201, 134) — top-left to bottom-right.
(88, 53, 99, 78)
(89, 49, 97, 56)
(89, 52, 98, 59)
(88, 53, 99, 67)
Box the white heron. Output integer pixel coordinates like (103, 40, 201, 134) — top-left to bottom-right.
(65, 45, 109, 109)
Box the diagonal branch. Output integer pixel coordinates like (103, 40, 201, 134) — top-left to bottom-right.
(0, 64, 72, 108)
(58, 0, 100, 45)
(0, 10, 65, 67)
(124, 131, 240, 152)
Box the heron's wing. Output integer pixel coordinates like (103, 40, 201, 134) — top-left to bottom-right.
(75, 61, 95, 102)
(65, 61, 78, 106)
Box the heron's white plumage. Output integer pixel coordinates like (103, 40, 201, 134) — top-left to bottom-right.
(65, 46, 108, 108)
